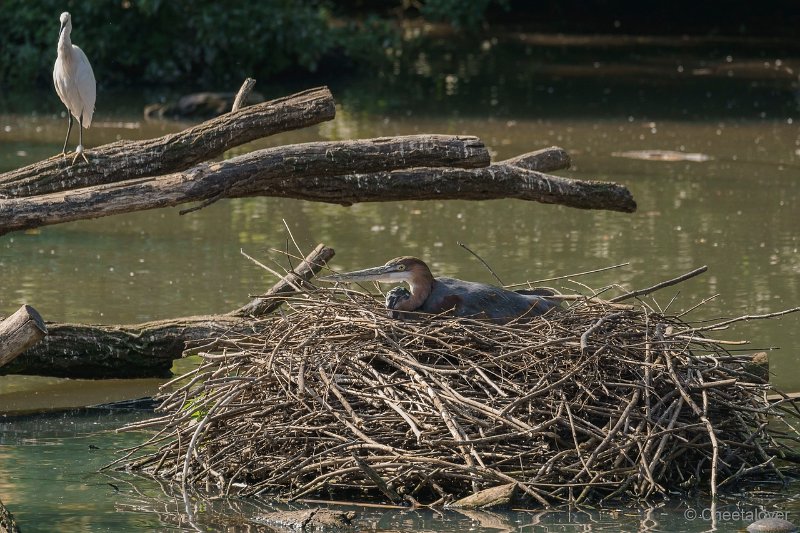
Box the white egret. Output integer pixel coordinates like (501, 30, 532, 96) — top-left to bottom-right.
(53, 11, 96, 164)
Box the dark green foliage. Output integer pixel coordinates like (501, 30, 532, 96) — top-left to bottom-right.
(0, 1, 518, 90)
(0, 1, 338, 88)
(418, 0, 509, 30)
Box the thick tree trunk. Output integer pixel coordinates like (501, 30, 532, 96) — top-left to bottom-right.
(0, 305, 47, 368)
(248, 152, 636, 212)
(0, 135, 489, 236)
(3, 246, 334, 379)
(0, 86, 336, 198)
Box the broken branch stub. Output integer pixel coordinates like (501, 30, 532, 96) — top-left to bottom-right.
(0, 305, 47, 368)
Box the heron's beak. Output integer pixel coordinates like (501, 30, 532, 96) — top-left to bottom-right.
(319, 265, 404, 283)
(59, 22, 65, 37)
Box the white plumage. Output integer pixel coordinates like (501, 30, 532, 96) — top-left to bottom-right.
(53, 11, 96, 164)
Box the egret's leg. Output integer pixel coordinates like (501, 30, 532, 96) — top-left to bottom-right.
(60, 113, 73, 157)
(71, 113, 89, 165)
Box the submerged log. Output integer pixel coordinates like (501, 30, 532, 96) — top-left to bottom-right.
(3, 245, 334, 379)
(0, 305, 47, 368)
(0, 135, 489, 236)
(0, 86, 336, 198)
(448, 483, 521, 509)
(504, 146, 570, 172)
(258, 509, 356, 531)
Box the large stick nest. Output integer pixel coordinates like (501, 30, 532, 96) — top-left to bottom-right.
(118, 285, 800, 506)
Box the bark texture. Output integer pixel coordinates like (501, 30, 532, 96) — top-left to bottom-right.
(251, 153, 636, 212)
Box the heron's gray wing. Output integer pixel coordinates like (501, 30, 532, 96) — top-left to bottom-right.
(429, 278, 557, 322)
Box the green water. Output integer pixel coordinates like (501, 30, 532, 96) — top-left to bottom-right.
(0, 33, 799, 530)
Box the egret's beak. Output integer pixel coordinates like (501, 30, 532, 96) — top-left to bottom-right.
(319, 264, 405, 284)
(59, 22, 66, 37)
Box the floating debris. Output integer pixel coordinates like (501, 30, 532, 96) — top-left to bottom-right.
(612, 150, 712, 162)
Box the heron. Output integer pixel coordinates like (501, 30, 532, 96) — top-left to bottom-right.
(53, 11, 96, 164)
(320, 256, 559, 324)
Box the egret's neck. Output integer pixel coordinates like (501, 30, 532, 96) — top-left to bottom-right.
(397, 273, 434, 312)
(58, 28, 72, 60)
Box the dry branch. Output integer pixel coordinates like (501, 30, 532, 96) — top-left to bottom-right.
(232, 243, 334, 318)
(0, 135, 489, 236)
(0, 496, 21, 533)
(0, 86, 336, 198)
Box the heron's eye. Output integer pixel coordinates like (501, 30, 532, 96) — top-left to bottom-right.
(396, 264, 406, 271)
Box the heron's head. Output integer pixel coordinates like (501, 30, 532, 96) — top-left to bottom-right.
(320, 256, 432, 285)
(59, 12, 71, 35)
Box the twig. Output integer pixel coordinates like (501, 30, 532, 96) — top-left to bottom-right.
(610, 266, 708, 303)
(507, 262, 630, 287)
(457, 242, 503, 285)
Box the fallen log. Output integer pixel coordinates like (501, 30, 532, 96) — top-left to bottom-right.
(143, 88, 264, 119)
(0, 86, 336, 198)
(0, 305, 47, 368)
(0, 315, 255, 378)
(250, 151, 636, 212)
(0, 135, 489, 236)
(2, 245, 334, 379)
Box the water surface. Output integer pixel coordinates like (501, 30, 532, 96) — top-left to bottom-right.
(0, 32, 799, 531)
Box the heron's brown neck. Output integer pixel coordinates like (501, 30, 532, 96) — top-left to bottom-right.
(397, 268, 434, 311)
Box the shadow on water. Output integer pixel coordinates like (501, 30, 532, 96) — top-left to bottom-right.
(0, 32, 799, 532)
